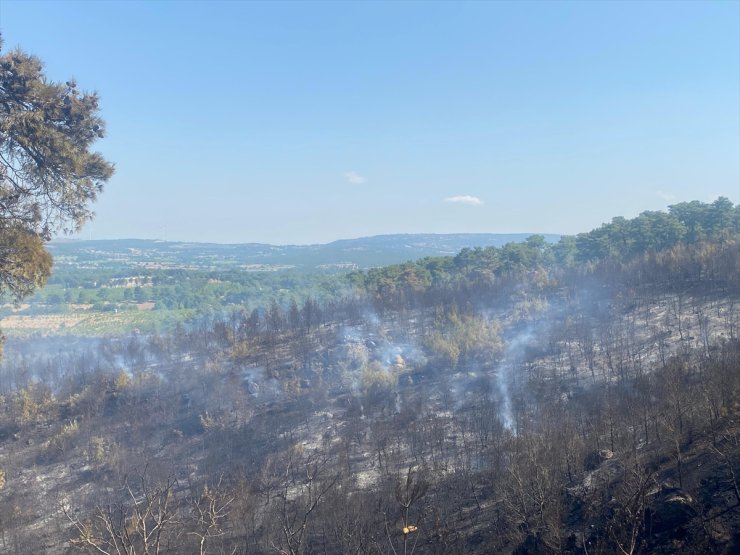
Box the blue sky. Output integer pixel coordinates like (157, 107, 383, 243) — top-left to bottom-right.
(1, 0, 738, 244)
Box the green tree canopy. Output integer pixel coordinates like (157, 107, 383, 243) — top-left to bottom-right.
(0, 38, 113, 304)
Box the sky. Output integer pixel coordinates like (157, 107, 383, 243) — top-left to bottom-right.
(1, 0, 738, 245)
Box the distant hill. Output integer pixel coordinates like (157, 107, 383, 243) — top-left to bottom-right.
(49, 233, 560, 272)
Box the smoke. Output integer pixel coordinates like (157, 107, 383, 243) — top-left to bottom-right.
(491, 288, 602, 430)
(495, 326, 534, 430)
(492, 293, 569, 430)
(374, 341, 425, 369)
(335, 319, 424, 408)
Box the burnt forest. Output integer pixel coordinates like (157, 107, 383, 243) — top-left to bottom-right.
(0, 200, 738, 555)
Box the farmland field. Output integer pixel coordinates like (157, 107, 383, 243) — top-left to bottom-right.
(0, 308, 193, 336)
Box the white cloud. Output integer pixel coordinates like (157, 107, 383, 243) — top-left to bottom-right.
(444, 195, 484, 206)
(344, 171, 367, 185)
(655, 190, 676, 202)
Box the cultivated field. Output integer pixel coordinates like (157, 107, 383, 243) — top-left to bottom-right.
(0, 308, 192, 337)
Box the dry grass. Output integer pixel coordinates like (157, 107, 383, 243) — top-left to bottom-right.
(0, 313, 88, 331)
(0, 308, 192, 336)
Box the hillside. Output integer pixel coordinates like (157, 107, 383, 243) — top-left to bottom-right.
(0, 234, 557, 337)
(49, 234, 561, 272)
(0, 202, 738, 554)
